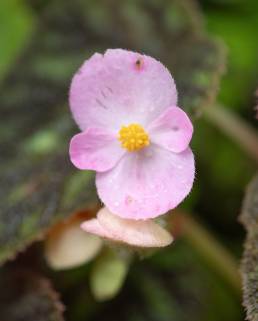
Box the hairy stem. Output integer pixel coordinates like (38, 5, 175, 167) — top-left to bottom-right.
(170, 210, 242, 295)
(204, 104, 258, 164)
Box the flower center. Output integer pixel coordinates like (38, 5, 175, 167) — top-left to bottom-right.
(118, 123, 150, 152)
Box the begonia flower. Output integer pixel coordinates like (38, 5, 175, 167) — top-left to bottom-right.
(69, 49, 195, 220)
(81, 207, 173, 248)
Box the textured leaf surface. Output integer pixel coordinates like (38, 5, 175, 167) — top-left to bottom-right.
(0, 269, 64, 321)
(0, 0, 225, 264)
(240, 174, 258, 321)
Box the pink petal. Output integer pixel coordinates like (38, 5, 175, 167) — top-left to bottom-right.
(148, 107, 193, 153)
(69, 127, 125, 172)
(69, 49, 177, 132)
(96, 146, 195, 220)
(81, 207, 173, 248)
(81, 218, 111, 239)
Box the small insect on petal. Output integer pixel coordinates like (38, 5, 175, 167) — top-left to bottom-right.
(135, 57, 144, 70)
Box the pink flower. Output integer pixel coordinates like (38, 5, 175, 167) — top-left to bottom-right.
(69, 49, 195, 220)
(81, 207, 173, 248)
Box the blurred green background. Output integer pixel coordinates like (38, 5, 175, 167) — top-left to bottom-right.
(0, 0, 258, 321)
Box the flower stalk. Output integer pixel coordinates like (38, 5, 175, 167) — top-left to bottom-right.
(204, 104, 258, 165)
(170, 210, 242, 295)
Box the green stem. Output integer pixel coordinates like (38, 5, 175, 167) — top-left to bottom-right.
(204, 104, 258, 164)
(171, 211, 242, 295)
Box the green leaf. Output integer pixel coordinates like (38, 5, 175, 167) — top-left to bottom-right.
(0, 0, 225, 265)
(0, 269, 64, 321)
(90, 250, 129, 301)
(0, 0, 35, 82)
(240, 174, 258, 321)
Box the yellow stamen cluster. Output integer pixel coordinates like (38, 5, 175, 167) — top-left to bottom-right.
(118, 123, 150, 152)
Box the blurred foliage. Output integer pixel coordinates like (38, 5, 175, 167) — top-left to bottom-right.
(0, 0, 35, 83)
(51, 240, 242, 321)
(202, 0, 258, 110)
(0, 0, 258, 320)
(192, 0, 258, 257)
